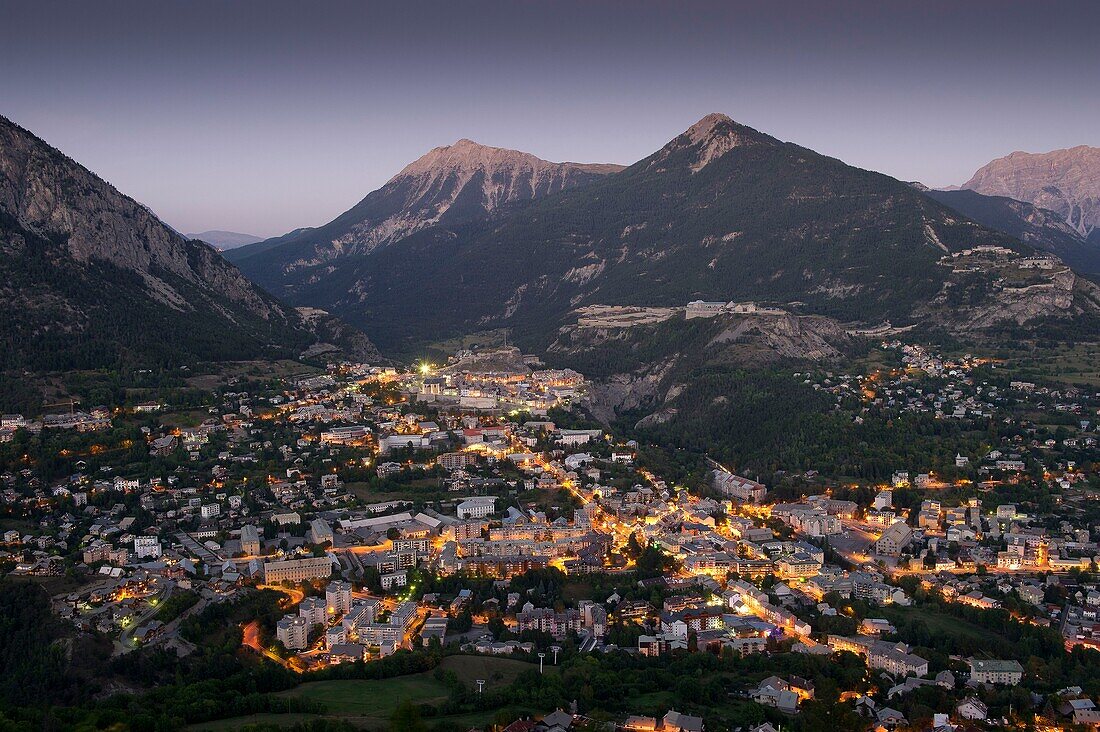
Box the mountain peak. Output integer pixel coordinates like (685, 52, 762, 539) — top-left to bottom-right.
(394, 138, 625, 181)
(654, 113, 772, 173)
(684, 112, 735, 142)
(230, 137, 623, 273)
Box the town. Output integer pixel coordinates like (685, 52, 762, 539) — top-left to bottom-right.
(3, 341, 1100, 731)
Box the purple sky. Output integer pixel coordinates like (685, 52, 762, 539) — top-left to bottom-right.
(2, 0, 1098, 237)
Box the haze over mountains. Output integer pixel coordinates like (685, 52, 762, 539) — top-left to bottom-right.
(231, 113, 1100, 355)
(186, 230, 263, 250)
(0, 115, 376, 371)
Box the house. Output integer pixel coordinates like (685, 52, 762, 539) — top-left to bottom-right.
(875, 707, 907, 729)
(956, 697, 988, 720)
(751, 677, 800, 714)
(661, 710, 703, 732)
(537, 710, 574, 732)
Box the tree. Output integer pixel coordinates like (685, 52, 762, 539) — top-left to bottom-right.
(391, 699, 428, 732)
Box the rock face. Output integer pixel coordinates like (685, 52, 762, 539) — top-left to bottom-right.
(962, 146, 1100, 243)
(228, 140, 624, 292)
(0, 115, 376, 370)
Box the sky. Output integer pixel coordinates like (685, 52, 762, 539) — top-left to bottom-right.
(2, 0, 1098, 237)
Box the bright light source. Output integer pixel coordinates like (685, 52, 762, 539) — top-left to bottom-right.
(418, 363, 431, 375)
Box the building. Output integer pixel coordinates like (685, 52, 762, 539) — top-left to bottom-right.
(276, 615, 309, 650)
(308, 518, 334, 545)
(272, 512, 302, 527)
(456, 497, 496, 519)
(299, 596, 327, 626)
(240, 524, 261, 556)
(828, 636, 928, 678)
(870, 645, 928, 678)
(263, 555, 333, 584)
(874, 522, 913, 556)
(133, 536, 162, 559)
(391, 600, 418, 630)
(320, 425, 372, 445)
(420, 616, 448, 646)
(956, 698, 988, 721)
(326, 580, 353, 617)
(454, 520, 486, 542)
(438, 451, 477, 472)
(517, 608, 583, 639)
(662, 710, 704, 732)
(325, 625, 347, 649)
(712, 470, 766, 503)
(968, 659, 1023, 685)
(685, 300, 728, 319)
(381, 570, 408, 589)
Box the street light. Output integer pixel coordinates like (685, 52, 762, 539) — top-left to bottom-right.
(551, 645, 561, 664)
(538, 652, 546, 674)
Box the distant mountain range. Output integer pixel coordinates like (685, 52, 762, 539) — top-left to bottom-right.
(186, 230, 263, 250)
(960, 145, 1100, 245)
(230, 113, 1100, 356)
(0, 115, 376, 372)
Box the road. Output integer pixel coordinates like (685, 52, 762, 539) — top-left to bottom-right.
(115, 583, 174, 655)
(241, 619, 305, 673)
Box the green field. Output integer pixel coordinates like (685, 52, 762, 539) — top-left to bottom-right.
(995, 342, 1100, 387)
(347, 480, 449, 505)
(191, 655, 545, 731)
(880, 604, 994, 643)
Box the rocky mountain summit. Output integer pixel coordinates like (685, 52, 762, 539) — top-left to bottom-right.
(962, 145, 1100, 243)
(228, 139, 624, 291)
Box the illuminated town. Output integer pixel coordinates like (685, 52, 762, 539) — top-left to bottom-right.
(2, 339, 1100, 730)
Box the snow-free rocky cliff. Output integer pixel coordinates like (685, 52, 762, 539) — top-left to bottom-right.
(963, 146, 1100, 243)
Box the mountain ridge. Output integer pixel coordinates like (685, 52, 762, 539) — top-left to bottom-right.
(0, 114, 377, 372)
(228, 138, 625, 291)
(255, 113, 1100, 354)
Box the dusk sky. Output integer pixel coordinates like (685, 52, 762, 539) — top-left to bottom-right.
(2, 0, 1098, 237)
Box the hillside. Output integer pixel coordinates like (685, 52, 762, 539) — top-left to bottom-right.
(0, 115, 377, 372)
(228, 139, 624, 294)
(924, 188, 1100, 274)
(273, 114, 1100, 354)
